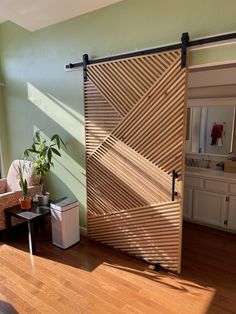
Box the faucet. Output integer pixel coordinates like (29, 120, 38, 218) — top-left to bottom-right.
(189, 158, 199, 167)
(206, 155, 211, 168)
(190, 159, 194, 167)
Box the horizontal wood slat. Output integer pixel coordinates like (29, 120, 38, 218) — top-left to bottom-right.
(85, 48, 187, 273)
(84, 80, 122, 156)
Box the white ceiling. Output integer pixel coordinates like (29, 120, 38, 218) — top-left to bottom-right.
(0, 0, 123, 31)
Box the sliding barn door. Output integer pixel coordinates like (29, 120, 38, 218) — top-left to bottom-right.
(85, 49, 188, 273)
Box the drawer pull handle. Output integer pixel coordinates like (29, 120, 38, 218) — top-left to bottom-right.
(172, 170, 179, 201)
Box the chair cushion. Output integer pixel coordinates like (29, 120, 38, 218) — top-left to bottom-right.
(7, 160, 39, 192)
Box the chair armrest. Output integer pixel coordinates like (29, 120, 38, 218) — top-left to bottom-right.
(0, 189, 22, 203)
(0, 191, 23, 230)
(0, 185, 41, 203)
(0, 184, 42, 231)
(0, 178, 7, 194)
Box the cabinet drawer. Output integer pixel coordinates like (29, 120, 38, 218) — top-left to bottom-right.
(204, 179, 227, 193)
(185, 176, 203, 188)
(229, 184, 236, 195)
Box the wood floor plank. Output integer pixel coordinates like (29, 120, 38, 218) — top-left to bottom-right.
(0, 273, 42, 313)
(37, 242, 161, 313)
(0, 250, 88, 312)
(0, 222, 235, 313)
(0, 255, 80, 313)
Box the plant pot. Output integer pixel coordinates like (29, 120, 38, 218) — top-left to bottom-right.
(19, 198, 31, 210)
(37, 192, 50, 205)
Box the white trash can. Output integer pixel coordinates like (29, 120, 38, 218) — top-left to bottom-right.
(50, 197, 80, 249)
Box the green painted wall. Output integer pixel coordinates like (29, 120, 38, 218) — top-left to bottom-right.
(0, 0, 236, 227)
(0, 87, 7, 176)
(0, 62, 8, 176)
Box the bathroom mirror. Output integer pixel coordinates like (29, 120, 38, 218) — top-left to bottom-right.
(186, 106, 236, 155)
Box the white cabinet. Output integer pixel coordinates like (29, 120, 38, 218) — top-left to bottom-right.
(183, 187, 193, 219)
(193, 190, 227, 227)
(184, 172, 236, 233)
(227, 196, 236, 230)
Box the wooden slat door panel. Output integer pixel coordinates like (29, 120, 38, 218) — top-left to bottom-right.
(85, 49, 188, 273)
(88, 201, 181, 270)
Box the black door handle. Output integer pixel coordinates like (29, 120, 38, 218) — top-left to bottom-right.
(172, 170, 179, 201)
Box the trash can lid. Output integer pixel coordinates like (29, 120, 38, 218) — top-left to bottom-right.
(50, 197, 79, 211)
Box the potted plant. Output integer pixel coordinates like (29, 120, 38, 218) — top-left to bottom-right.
(18, 163, 31, 210)
(24, 130, 66, 205)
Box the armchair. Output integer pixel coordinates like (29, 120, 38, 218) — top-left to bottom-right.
(0, 160, 41, 230)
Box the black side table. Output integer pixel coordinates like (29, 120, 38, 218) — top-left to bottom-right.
(5, 203, 50, 254)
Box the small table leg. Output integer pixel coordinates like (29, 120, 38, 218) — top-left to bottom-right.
(27, 221, 36, 254)
(5, 211, 13, 241)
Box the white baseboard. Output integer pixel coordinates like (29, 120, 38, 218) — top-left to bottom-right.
(80, 226, 87, 236)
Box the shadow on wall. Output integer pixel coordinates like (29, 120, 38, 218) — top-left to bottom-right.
(26, 83, 86, 226)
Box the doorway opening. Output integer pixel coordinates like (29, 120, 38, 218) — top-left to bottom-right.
(184, 63, 236, 232)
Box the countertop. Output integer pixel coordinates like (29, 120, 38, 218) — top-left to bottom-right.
(185, 166, 236, 181)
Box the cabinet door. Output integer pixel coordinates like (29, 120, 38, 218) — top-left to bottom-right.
(193, 190, 227, 227)
(228, 196, 236, 230)
(183, 187, 193, 219)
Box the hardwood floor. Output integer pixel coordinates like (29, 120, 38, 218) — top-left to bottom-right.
(0, 222, 235, 314)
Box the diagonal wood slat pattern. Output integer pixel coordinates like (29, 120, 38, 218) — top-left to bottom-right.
(88, 202, 181, 270)
(87, 51, 179, 117)
(85, 49, 188, 273)
(113, 53, 186, 174)
(87, 135, 176, 216)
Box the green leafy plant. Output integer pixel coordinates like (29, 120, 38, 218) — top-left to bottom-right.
(18, 163, 28, 200)
(24, 130, 66, 195)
